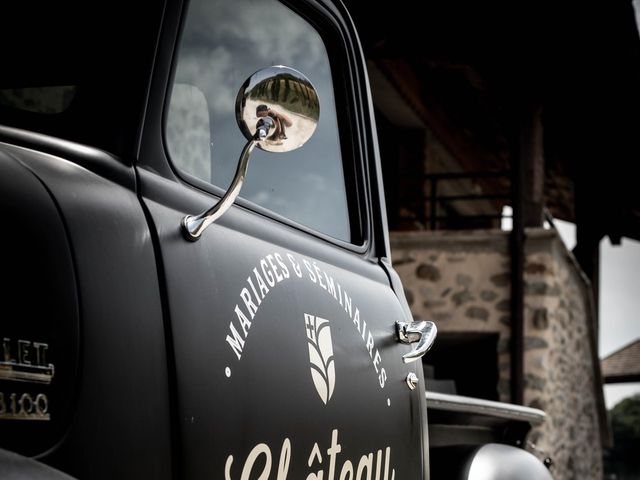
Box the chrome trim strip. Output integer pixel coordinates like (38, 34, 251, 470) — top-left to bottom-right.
(425, 391, 546, 425)
(0, 363, 54, 385)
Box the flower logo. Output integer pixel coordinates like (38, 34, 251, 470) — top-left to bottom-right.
(304, 314, 336, 404)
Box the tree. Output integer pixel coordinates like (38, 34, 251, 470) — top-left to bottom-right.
(605, 394, 640, 479)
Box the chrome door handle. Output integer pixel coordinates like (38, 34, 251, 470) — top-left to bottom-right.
(396, 320, 437, 363)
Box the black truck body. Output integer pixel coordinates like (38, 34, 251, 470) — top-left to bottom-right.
(0, 1, 551, 478)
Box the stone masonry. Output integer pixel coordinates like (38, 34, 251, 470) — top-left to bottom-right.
(523, 229, 603, 479)
(391, 228, 604, 480)
(391, 230, 513, 402)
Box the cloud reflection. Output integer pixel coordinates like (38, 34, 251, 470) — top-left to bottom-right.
(168, 0, 350, 241)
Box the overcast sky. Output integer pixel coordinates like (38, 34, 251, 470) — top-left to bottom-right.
(555, 220, 640, 408)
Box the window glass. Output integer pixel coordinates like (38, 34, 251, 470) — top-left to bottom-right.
(0, 86, 76, 114)
(166, 0, 352, 242)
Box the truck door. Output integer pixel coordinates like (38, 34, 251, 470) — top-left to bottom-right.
(138, 0, 428, 477)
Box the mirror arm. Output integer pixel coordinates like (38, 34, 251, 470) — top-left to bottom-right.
(181, 139, 259, 241)
(180, 65, 318, 241)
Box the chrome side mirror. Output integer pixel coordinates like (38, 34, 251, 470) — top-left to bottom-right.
(181, 65, 320, 241)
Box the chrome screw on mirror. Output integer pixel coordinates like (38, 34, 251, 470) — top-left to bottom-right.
(181, 65, 320, 241)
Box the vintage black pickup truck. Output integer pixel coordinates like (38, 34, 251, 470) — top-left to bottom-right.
(0, 0, 553, 478)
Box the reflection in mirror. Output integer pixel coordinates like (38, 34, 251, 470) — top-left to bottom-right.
(236, 66, 319, 153)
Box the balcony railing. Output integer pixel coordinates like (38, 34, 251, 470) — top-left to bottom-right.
(424, 170, 511, 230)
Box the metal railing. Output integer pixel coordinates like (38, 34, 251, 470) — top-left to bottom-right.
(424, 170, 512, 230)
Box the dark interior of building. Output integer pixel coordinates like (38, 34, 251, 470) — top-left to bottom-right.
(425, 332, 501, 400)
(343, 0, 640, 427)
(343, 0, 640, 249)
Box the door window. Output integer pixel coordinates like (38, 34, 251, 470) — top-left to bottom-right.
(166, 0, 353, 242)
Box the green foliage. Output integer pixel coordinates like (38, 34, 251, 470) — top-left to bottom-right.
(605, 394, 640, 479)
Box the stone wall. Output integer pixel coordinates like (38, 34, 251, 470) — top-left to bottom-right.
(391, 230, 513, 402)
(523, 230, 604, 479)
(390, 228, 605, 480)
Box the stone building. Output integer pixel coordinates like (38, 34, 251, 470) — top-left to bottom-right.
(343, 0, 640, 478)
(391, 230, 605, 477)
(602, 339, 640, 385)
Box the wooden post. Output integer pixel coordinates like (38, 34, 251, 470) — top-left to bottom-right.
(510, 102, 544, 405)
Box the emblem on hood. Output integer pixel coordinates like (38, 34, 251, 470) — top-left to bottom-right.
(304, 314, 335, 404)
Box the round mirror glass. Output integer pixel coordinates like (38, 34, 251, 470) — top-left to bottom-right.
(236, 65, 320, 153)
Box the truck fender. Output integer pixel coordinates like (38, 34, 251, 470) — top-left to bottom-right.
(0, 449, 77, 480)
(431, 443, 553, 479)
